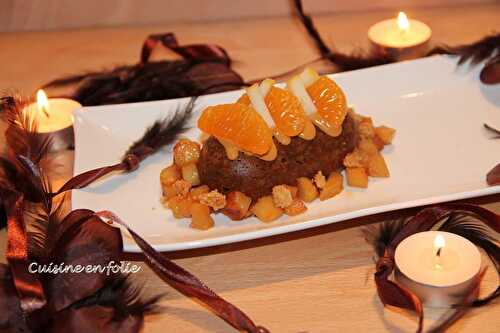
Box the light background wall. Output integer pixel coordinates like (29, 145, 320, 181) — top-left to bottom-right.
(1, 0, 498, 32)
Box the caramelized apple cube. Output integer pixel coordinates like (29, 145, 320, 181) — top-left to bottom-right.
(319, 172, 344, 201)
(368, 153, 390, 177)
(190, 202, 214, 230)
(359, 115, 373, 126)
(358, 138, 379, 156)
(296, 177, 318, 202)
(285, 185, 298, 198)
(160, 165, 181, 187)
(190, 185, 210, 201)
(223, 191, 252, 220)
(163, 178, 191, 199)
(372, 135, 385, 151)
(173, 139, 201, 167)
(343, 149, 370, 168)
(346, 167, 368, 188)
(181, 162, 201, 186)
(168, 196, 193, 218)
(358, 121, 375, 139)
(198, 190, 226, 211)
(163, 184, 177, 199)
(251, 196, 283, 223)
(284, 199, 307, 216)
(314, 171, 326, 189)
(374, 126, 396, 145)
(272, 185, 294, 208)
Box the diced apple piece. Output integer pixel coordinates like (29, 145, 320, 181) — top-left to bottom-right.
(163, 184, 177, 199)
(198, 190, 226, 211)
(160, 165, 181, 187)
(368, 153, 390, 177)
(190, 202, 214, 230)
(285, 185, 298, 199)
(299, 67, 320, 87)
(190, 185, 210, 201)
(181, 162, 200, 186)
(319, 172, 344, 201)
(372, 135, 385, 151)
(259, 78, 276, 97)
(163, 179, 191, 199)
(287, 76, 316, 115)
(296, 177, 319, 202)
(343, 149, 371, 168)
(246, 83, 275, 126)
(375, 126, 396, 145)
(358, 121, 375, 138)
(223, 191, 252, 220)
(168, 196, 193, 219)
(173, 139, 201, 167)
(359, 116, 374, 126)
(272, 185, 295, 208)
(284, 199, 307, 216)
(346, 167, 368, 188)
(251, 196, 283, 223)
(358, 139, 379, 156)
(314, 171, 326, 189)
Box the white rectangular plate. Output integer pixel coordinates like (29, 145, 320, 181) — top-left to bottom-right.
(73, 56, 500, 252)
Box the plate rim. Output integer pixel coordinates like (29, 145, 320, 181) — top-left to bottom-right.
(119, 187, 499, 252)
(72, 55, 500, 253)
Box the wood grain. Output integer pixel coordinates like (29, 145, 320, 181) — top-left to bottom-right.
(1, 0, 496, 32)
(0, 3, 499, 332)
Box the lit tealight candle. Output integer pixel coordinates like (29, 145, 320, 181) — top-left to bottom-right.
(24, 90, 80, 133)
(368, 11, 432, 60)
(395, 231, 481, 308)
(23, 90, 81, 151)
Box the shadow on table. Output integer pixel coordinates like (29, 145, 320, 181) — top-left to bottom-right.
(145, 305, 231, 333)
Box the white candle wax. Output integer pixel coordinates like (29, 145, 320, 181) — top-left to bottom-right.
(24, 98, 81, 133)
(395, 231, 481, 308)
(368, 17, 431, 48)
(368, 12, 431, 60)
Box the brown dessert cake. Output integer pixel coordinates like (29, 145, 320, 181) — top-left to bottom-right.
(198, 113, 358, 201)
(160, 68, 396, 230)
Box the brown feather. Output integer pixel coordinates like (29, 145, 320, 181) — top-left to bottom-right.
(123, 97, 195, 163)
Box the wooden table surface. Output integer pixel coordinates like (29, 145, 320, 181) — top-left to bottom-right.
(1, 3, 499, 332)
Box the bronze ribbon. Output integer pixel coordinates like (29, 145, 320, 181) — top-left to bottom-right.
(140, 32, 230, 64)
(96, 211, 268, 333)
(374, 204, 500, 333)
(2, 189, 46, 313)
(480, 54, 500, 85)
(487, 163, 500, 185)
(53, 154, 142, 196)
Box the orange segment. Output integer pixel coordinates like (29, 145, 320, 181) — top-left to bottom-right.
(198, 103, 273, 155)
(237, 93, 251, 105)
(306, 76, 347, 130)
(264, 86, 306, 137)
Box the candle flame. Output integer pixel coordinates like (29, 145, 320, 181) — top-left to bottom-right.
(434, 234, 445, 252)
(397, 11, 410, 32)
(36, 89, 50, 117)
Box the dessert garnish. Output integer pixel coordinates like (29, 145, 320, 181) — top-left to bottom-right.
(160, 68, 396, 230)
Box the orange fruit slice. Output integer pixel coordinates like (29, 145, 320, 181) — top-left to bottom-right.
(264, 86, 306, 137)
(306, 76, 347, 130)
(237, 93, 251, 105)
(198, 103, 273, 155)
